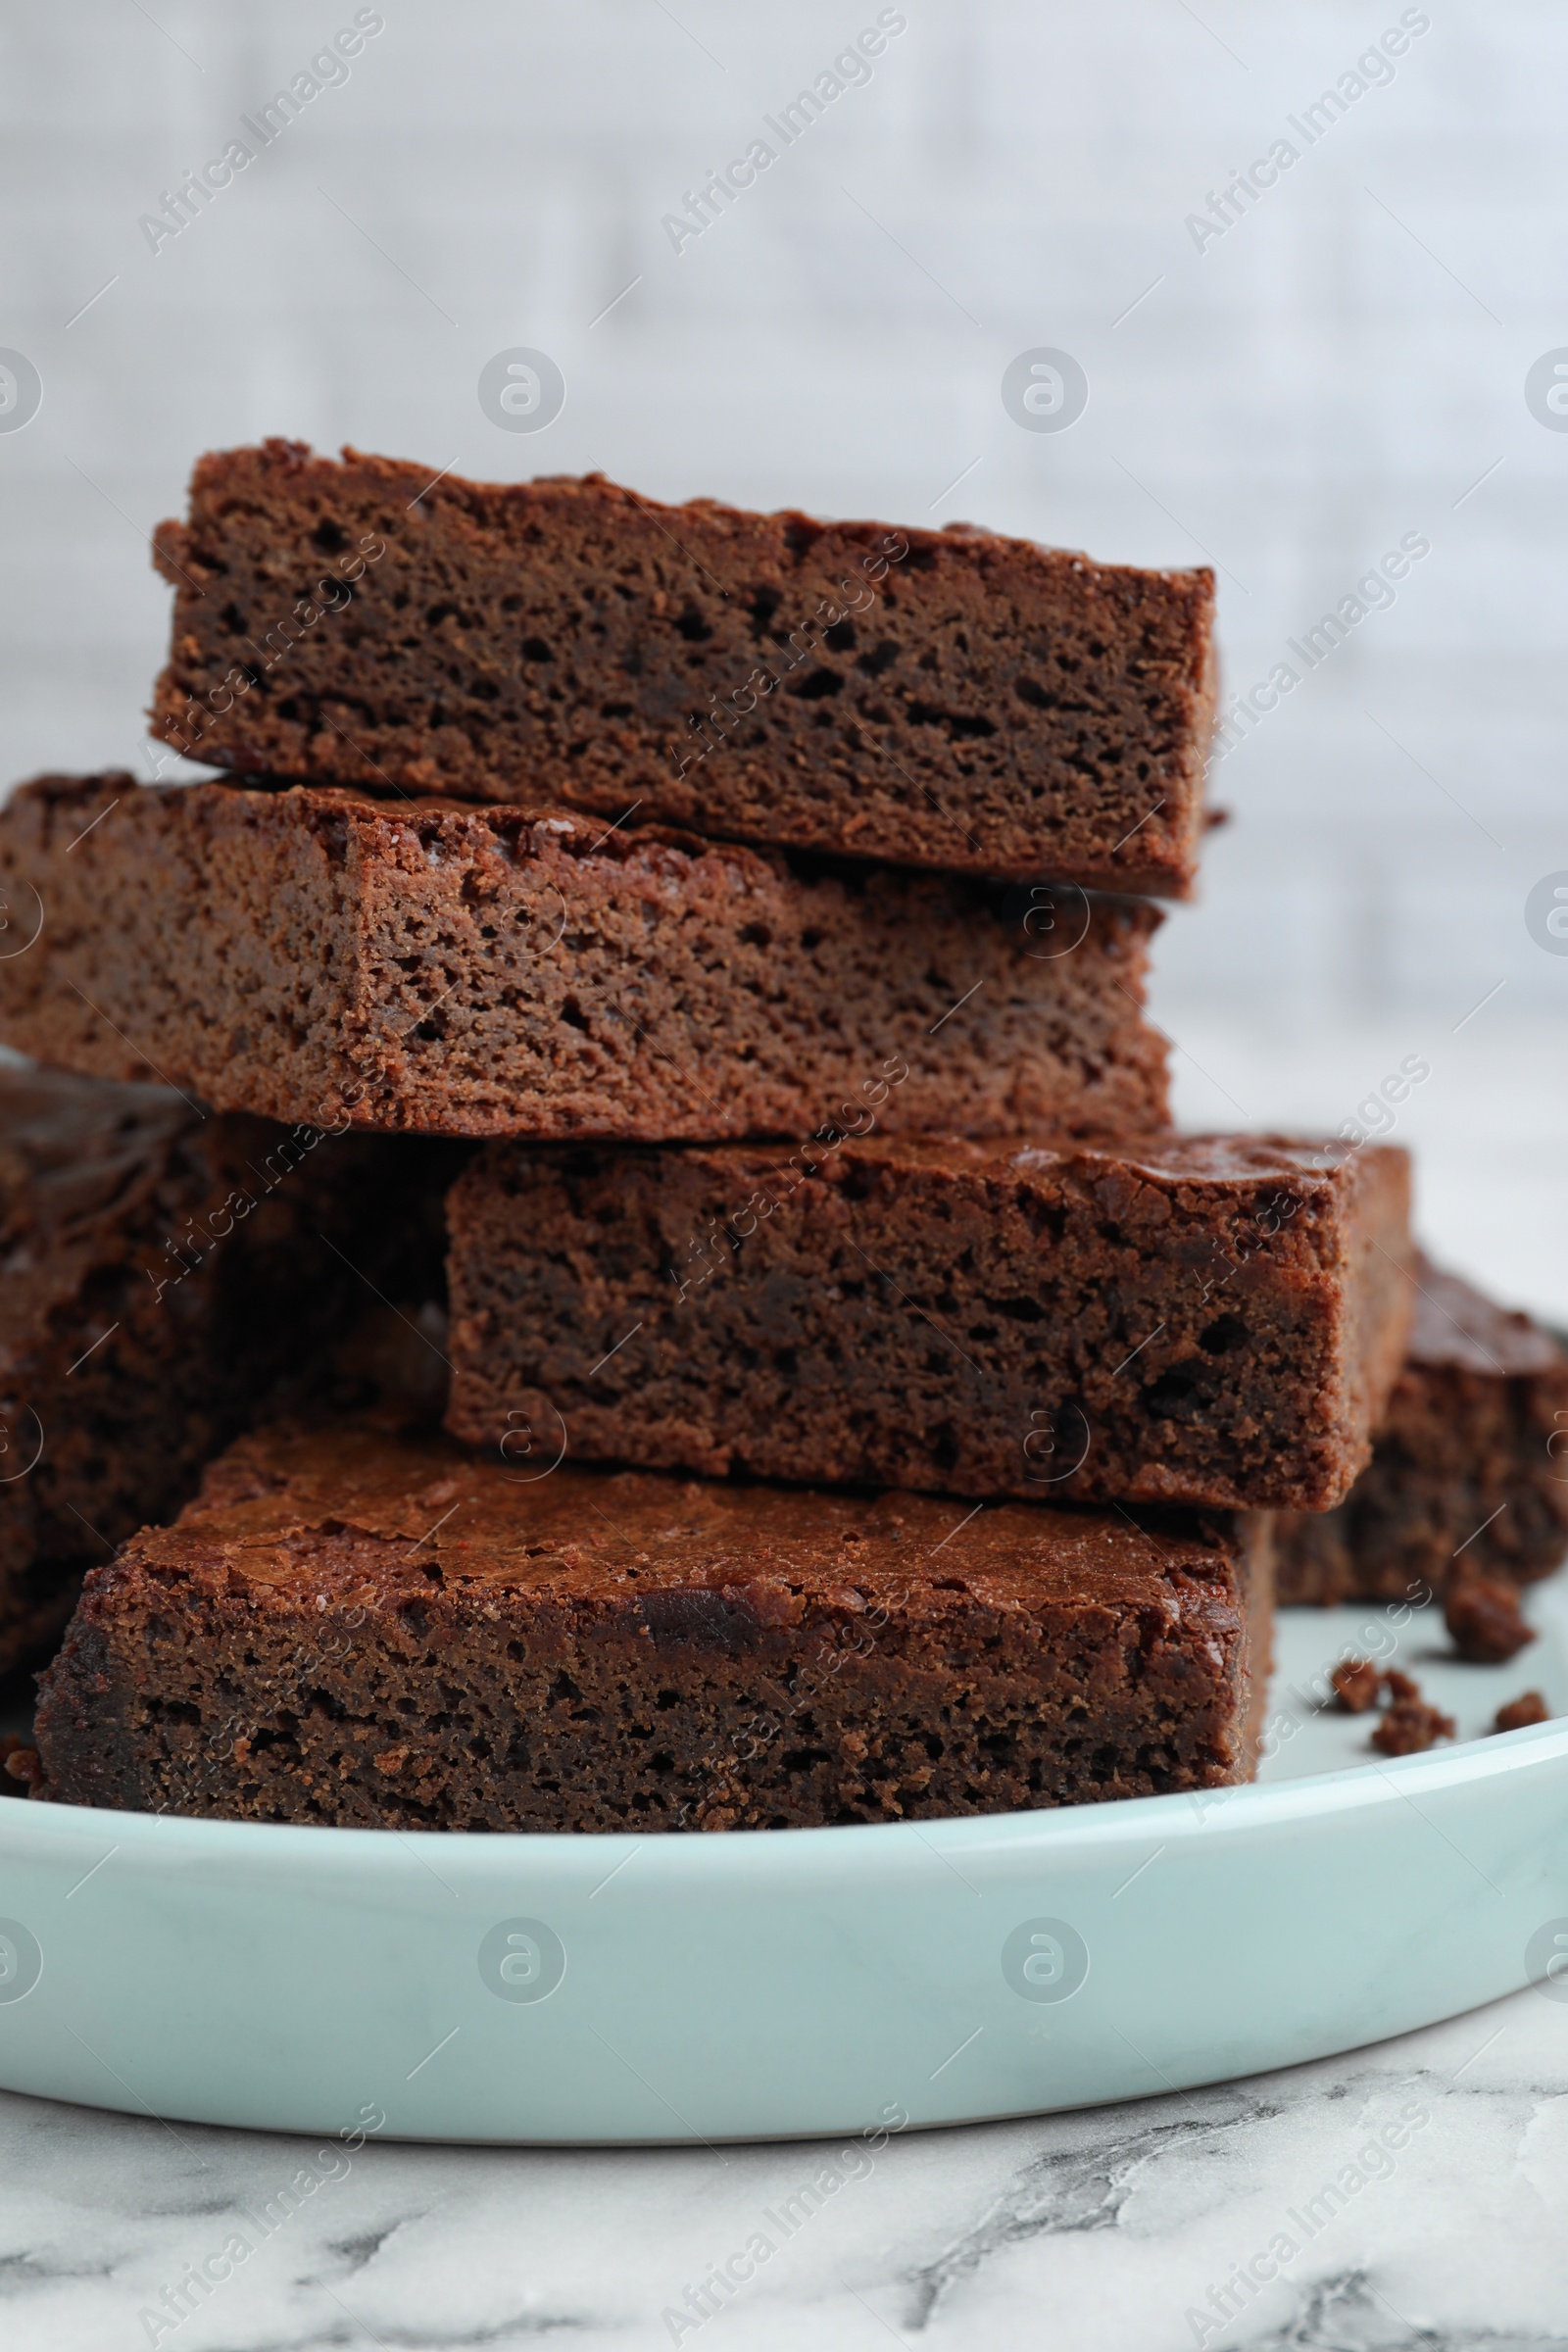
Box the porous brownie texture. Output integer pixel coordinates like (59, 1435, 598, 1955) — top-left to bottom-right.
(0, 773, 1168, 1142)
(150, 442, 1216, 895)
(1276, 1259, 1568, 1603)
(445, 1133, 1413, 1511)
(0, 1063, 462, 1671)
(32, 1422, 1273, 1831)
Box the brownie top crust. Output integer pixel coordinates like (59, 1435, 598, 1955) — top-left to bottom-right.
(162, 440, 1209, 605)
(17, 765, 731, 865)
(828, 1129, 1385, 1200)
(132, 1421, 1247, 1625)
(1405, 1253, 1566, 1377)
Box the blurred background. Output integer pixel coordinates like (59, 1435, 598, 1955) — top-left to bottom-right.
(1, 2, 1564, 1305)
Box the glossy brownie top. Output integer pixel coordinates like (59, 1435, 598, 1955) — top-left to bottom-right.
(1406, 1255, 1567, 1377)
(670, 1131, 1397, 1187)
(127, 1421, 1250, 1624)
(7, 769, 787, 876)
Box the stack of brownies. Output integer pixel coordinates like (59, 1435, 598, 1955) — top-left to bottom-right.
(0, 441, 1561, 1830)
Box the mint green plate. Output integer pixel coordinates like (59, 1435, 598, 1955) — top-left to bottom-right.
(1, 1589, 1565, 2142)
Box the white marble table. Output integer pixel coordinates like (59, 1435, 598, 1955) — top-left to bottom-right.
(2, 1986, 1565, 2351)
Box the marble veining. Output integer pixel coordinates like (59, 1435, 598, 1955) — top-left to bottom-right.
(2, 1988, 1565, 2350)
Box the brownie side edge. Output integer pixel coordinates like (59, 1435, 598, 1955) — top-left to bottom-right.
(0, 775, 1170, 1141)
(444, 1136, 1410, 1510)
(33, 1429, 1266, 1830)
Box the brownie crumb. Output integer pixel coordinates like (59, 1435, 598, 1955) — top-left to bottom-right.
(1332, 1658, 1384, 1713)
(1494, 1691, 1550, 1733)
(1372, 1696, 1456, 1756)
(1383, 1668, 1421, 1702)
(0, 1738, 39, 1791)
(1445, 1577, 1536, 1665)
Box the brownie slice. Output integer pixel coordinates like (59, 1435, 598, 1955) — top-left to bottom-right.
(445, 1134, 1413, 1513)
(0, 1063, 464, 1673)
(0, 773, 1169, 1142)
(1276, 1258, 1568, 1603)
(149, 441, 1216, 896)
(32, 1421, 1273, 1830)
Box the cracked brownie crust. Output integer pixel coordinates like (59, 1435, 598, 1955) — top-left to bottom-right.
(0, 773, 1170, 1141)
(445, 1132, 1413, 1512)
(151, 442, 1216, 895)
(32, 1421, 1273, 1831)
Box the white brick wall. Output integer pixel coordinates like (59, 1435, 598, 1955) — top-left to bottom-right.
(1, 0, 1565, 1058)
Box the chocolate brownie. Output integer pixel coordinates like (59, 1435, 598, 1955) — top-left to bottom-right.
(149, 443, 1216, 896)
(1276, 1258, 1568, 1604)
(0, 773, 1168, 1142)
(31, 1421, 1273, 1830)
(0, 1063, 463, 1673)
(444, 1133, 1413, 1512)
